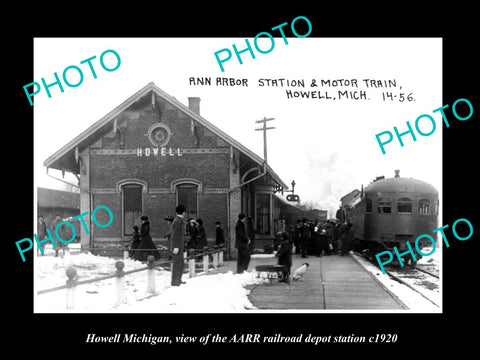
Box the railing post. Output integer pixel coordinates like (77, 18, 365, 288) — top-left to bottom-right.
(115, 260, 127, 306)
(202, 246, 209, 273)
(213, 245, 219, 269)
(218, 245, 224, 267)
(146, 255, 158, 295)
(188, 249, 196, 278)
(65, 267, 77, 310)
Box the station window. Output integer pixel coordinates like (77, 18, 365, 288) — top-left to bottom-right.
(419, 198, 430, 214)
(176, 183, 198, 219)
(365, 197, 373, 213)
(256, 193, 271, 235)
(397, 197, 413, 213)
(123, 184, 143, 236)
(377, 197, 391, 213)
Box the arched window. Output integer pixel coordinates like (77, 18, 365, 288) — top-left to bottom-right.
(122, 184, 143, 236)
(419, 198, 430, 214)
(397, 197, 413, 213)
(377, 197, 391, 213)
(365, 197, 373, 213)
(176, 183, 198, 219)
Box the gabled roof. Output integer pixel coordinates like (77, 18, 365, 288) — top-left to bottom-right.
(44, 82, 288, 189)
(340, 189, 361, 207)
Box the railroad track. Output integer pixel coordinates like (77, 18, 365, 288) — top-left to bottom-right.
(406, 263, 439, 279)
(384, 267, 440, 308)
(355, 251, 440, 308)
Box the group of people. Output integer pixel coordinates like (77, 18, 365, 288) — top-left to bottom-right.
(130, 215, 228, 262)
(130, 205, 189, 286)
(37, 213, 74, 257)
(128, 205, 227, 286)
(273, 220, 355, 283)
(291, 219, 354, 258)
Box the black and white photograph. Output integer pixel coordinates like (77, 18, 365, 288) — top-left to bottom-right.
(32, 37, 443, 313)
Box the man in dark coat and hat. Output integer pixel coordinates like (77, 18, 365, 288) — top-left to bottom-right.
(215, 221, 225, 247)
(171, 205, 186, 286)
(235, 213, 250, 274)
(276, 232, 292, 283)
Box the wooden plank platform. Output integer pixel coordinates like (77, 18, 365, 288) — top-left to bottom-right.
(247, 254, 406, 310)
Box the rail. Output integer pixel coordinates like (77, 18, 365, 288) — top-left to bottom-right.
(37, 246, 225, 309)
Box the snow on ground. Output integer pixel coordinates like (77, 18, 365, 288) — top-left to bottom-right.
(251, 253, 276, 259)
(35, 251, 267, 313)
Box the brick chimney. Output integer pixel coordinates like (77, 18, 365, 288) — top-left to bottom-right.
(188, 97, 201, 115)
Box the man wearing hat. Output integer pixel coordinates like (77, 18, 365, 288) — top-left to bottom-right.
(171, 205, 186, 286)
(235, 213, 251, 274)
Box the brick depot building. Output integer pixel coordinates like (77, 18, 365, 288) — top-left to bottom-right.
(44, 82, 289, 258)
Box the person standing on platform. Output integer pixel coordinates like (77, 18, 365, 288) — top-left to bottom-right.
(293, 220, 302, 255)
(300, 218, 311, 258)
(37, 215, 47, 256)
(276, 232, 292, 283)
(129, 225, 140, 258)
(186, 218, 198, 250)
(196, 218, 207, 249)
(235, 213, 250, 274)
(164, 216, 174, 260)
(171, 205, 186, 286)
(215, 221, 225, 247)
(340, 223, 354, 256)
(50, 214, 64, 257)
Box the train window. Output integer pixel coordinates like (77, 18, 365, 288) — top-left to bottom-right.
(377, 197, 391, 213)
(418, 199, 430, 214)
(366, 198, 372, 213)
(397, 197, 412, 213)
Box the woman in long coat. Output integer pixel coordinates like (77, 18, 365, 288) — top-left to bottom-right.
(186, 219, 198, 250)
(129, 225, 140, 258)
(134, 216, 161, 261)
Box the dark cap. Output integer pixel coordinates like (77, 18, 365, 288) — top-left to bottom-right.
(175, 204, 186, 214)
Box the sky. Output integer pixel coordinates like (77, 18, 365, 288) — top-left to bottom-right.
(34, 37, 442, 217)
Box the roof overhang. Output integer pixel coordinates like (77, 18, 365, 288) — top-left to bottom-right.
(43, 82, 288, 190)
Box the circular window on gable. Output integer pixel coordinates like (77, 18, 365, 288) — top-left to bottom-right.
(147, 123, 172, 147)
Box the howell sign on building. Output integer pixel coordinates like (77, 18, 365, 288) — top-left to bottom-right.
(44, 82, 288, 258)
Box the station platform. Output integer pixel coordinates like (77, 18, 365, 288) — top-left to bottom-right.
(243, 254, 407, 311)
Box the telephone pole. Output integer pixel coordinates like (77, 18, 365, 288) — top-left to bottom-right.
(255, 117, 275, 163)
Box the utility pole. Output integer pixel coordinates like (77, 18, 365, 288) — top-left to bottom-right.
(255, 117, 275, 163)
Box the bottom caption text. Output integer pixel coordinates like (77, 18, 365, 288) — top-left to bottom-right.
(85, 333, 398, 345)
